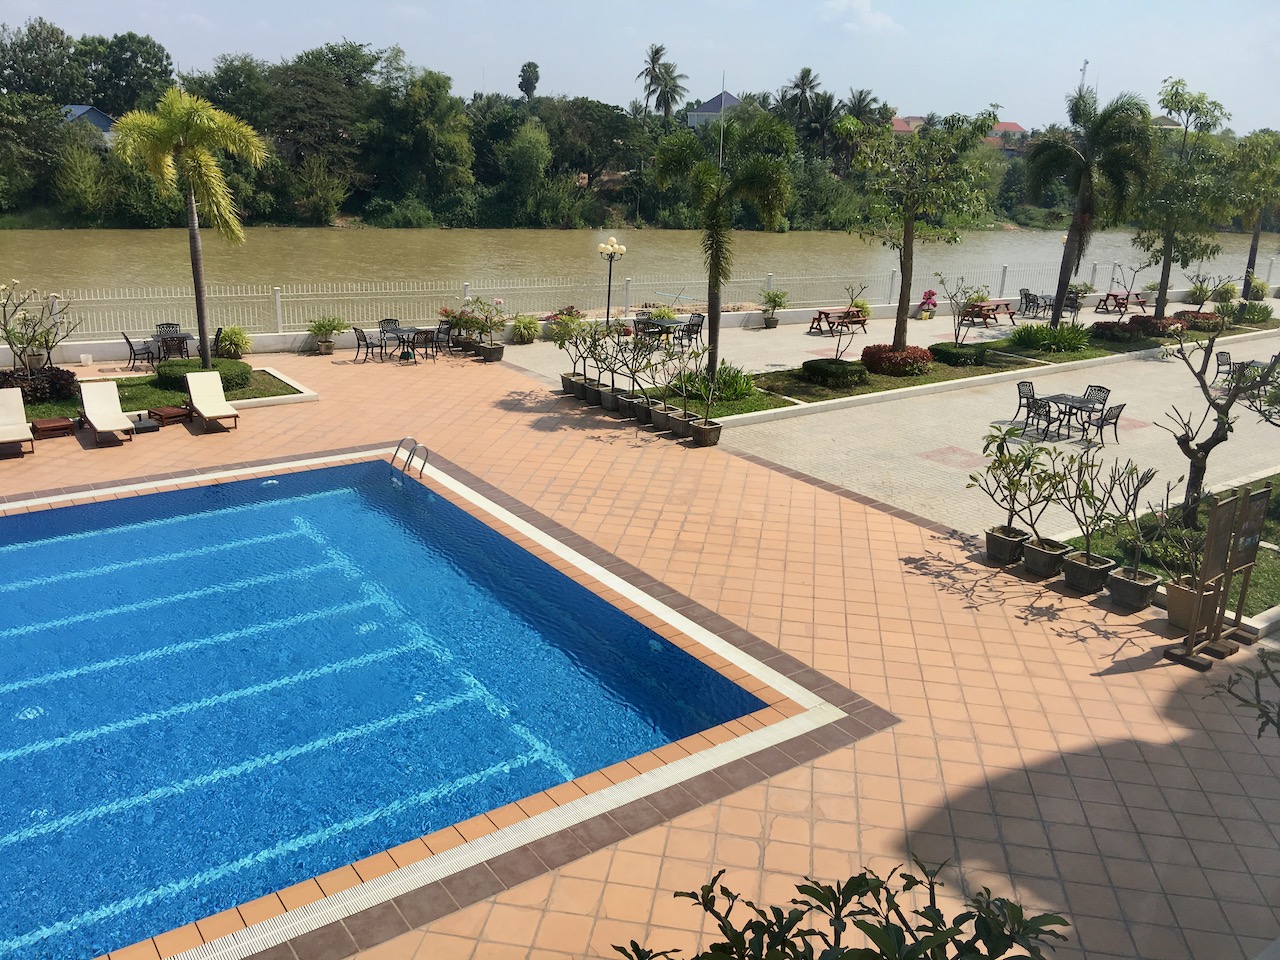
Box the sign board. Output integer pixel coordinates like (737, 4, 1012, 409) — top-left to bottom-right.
(1229, 486, 1271, 570)
(1199, 493, 1238, 585)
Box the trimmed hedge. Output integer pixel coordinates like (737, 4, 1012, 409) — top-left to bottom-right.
(801, 358, 869, 387)
(0, 366, 79, 403)
(927, 341, 987, 367)
(861, 344, 933, 376)
(1090, 314, 1188, 342)
(1173, 310, 1227, 333)
(155, 358, 253, 392)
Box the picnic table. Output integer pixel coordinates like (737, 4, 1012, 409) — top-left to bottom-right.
(808, 307, 867, 336)
(1096, 291, 1147, 314)
(961, 301, 1017, 327)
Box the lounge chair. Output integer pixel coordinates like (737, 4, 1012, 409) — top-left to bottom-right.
(185, 371, 240, 432)
(0, 388, 35, 454)
(79, 380, 135, 445)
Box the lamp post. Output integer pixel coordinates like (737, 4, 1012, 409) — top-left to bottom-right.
(598, 236, 625, 322)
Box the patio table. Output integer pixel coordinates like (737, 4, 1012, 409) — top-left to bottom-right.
(1042, 393, 1103, 437)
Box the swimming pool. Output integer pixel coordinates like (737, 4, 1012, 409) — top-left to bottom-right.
(0, 461, 766, 960)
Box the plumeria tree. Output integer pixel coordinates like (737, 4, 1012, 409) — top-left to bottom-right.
(836, 107, 998, 351)
(113, 87, 265, 368)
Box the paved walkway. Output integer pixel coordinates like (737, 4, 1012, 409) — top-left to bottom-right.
(2, 348, 1278, 960)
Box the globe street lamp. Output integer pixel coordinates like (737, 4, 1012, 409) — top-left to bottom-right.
(598, 237, 625, 322)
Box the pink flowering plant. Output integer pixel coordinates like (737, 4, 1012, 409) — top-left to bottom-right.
(918, 289, 938, 311)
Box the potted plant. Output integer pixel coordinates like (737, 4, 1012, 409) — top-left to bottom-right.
(666, 346, 708, 439)
(1016, 446, 1072, 577)
(761, 289, 789, 329)
(916, 289, 938, 321)
(1147, 486, 1209, 630)
(509, 314, 540, 344)
(690, 362, 723, 447)
(468, 296, 507, 362)
(1057, 453, 1133, 594)
(967, 427, 1038, 565)
(548, 312, 588, 398)
(1105, 465, 1162, 610)
(215, 325, 252, 359)
(2, 285, 78, 372)
(307, 316, 347, 355)
(595, 323, 628, 412)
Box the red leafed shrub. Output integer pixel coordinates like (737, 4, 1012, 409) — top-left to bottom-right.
(861, 344, 933, 376)
(1130, 313, 1187, 336)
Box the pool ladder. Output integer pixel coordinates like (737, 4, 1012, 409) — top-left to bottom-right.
(392, 437, 430, 478)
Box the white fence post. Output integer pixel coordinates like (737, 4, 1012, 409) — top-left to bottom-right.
(1269, 258, 1275, 284)
(274, 286, 283, 333)
(463, 282, 471, 302)
(765, 273, 773, 292)
(887, 269, 897, 304)
(998, 265, 1008, 299)
(1089, 262, 1098, 289)
(624, 278, 631, 318)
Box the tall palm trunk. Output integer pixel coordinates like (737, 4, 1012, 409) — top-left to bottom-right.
(1050, 179, 1088, 328)
(1243, 213, 1262, 299)
(706, 283, 721, 378)
(893, 212, 915, 351)
(185, 188, 213, 368)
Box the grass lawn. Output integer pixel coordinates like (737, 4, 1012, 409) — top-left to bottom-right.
(25, 370, 299, 420)
(1066, 473, 1280, 617)
(651, 389, 793, 418)
(754, 353, 1033, 403)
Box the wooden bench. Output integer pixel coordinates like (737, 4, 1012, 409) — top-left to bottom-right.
(961, 301, 1017, 327)
(808, 308, 868, 336)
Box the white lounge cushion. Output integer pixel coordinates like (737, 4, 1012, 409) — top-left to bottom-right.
(185, 371, 240, 426)
(0, 388, 33, 447)
(79, 380, 135, 437)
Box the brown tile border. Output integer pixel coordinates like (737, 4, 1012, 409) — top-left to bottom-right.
(15, 447, 899, 960)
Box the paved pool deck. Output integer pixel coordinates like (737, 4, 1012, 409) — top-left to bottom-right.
(1, 344, 1278, 960)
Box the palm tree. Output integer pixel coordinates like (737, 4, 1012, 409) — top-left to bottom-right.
(1232, 130, 1280, 300)
(843, 88, 882, 124)
(635, 43, 666, 117)
(1026, 85, 1151, 326)
(652, 61, 688, 132)
(114, 87, 266, 368)
(785, 67, 822, 121)
(806, 91, 841, 159)
(655, 114, 794, 377)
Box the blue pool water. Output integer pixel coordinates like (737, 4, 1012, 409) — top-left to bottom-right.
(0, 462, 764, 960)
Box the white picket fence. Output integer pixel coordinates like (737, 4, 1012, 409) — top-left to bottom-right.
(54, 258, 1099, 341)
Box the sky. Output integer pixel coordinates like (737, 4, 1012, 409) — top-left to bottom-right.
(3, 0, 1278, 133)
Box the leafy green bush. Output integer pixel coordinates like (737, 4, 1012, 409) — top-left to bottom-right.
(1089, 320, 1144, 343)
(861, 344, 932, 376)
(1213, 282, 1239, 303)
(1009, 322, 1091, 352)
(362, 196, 435, 228)
(1067, 281, 1095, 296)
(0, 366, 79, 402)
(1242, 301, 1275, 325)
(1247, 277, 1271, 301)
(928, 341, 988, 366)
(670, 362, 756, 402)
(801, 357, 869, 387)
(508, 314, 540, 344)
(216, 325, 252, 358)
(1187, 281, 1212, 304)
(155, 358, 252, 392)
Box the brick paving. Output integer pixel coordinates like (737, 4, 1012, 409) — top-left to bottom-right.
(1, 348, 1278, 960)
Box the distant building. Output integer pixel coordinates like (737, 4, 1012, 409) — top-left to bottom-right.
(1152, 115, 1183, 129)
(62, 105, 116, 145)
(686, 91, 740, 128)
(891, 117, 913, 135)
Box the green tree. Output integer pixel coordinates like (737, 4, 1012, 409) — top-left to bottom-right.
(55, 138, 110, 223)
(73, 32, 173, 117)
(180, 54, 274, 131)
(113, 88, 266, 367)
(653, 61, 688, 133)
(1230, 130, 1280, 298)
(1025, 85, 1152, 326)
(0, 93, 66, 209)
(518, 61, 539, 101)
(1131, 78, 1231, 319)
(0, 18, 85, 104)
(785, 66, 822, 121)
(837, 107, 998, 350)
(499, 118, 552, 216)
(655, 114, 794, 376)
(635, 43, 666, 117)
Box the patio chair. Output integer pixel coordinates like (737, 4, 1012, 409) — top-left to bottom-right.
(378, 318, 401, 348)
(1012, 381, 1035, 422)
(1214, 351, 1233, 382)
(676, 313, 705, 349)
(122, 332, 155, 371)
(185, 371, 240, 431)
(156, 322, 189, 359)
(432, 320, 455, 356)
(1082, 403, 1125, 446)
(1024, 397, 1062, 440)
(1083, 384, 1110, 407)
(352, 327, 384, 362)
(1017, 289, 1037, 317)
(0, 387, 35, 454)
(407, 329, 434, 363)
(213, 327, 223, 358)
(1062, 292, 1082, 322)
(79, 380, 135, 446)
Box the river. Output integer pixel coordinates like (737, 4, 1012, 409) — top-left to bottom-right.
(1, 227, 1274, 294)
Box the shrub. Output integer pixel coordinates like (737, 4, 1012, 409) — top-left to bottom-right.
(215, 325, 252, 358)
(861, 343, 933, 376)
(670, 362, 756, 402)
(928, 341, 988, 366)
(1213, 282, 1239, 303)
(1009, 322, 1091, 352)
(508, 314, 540, 344)
(1129, 313, 1186, 336)
(1247, 277, 1270, 301)
(1067, 281, 1095, 296)
(0, 365, 79, 402)
(155, 358, 252, 392)
(1242, 300, 1275, 325)
(801, 357, 868, 387)
(1089, 320, 1144, 343)
(1187, 281, 1212, 304)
